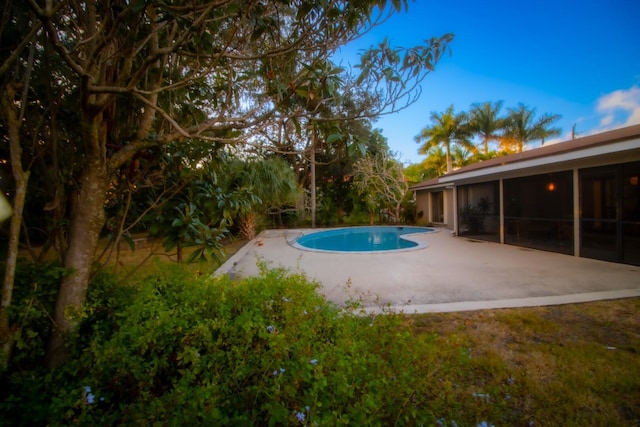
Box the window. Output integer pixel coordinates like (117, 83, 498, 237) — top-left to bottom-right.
(504, 172, 574, 254)
(457, 181, 499, 242)
(431, 191, 444, 223)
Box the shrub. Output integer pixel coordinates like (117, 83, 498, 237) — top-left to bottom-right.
(2, 262, 480, 425)
(0, 261, 136, 425)
(24, 264, 460, 425)
(1, 261, 66, 372)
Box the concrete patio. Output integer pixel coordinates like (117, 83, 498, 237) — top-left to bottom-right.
(215, 228, 640, 313)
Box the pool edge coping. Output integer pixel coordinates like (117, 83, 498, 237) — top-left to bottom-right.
(289, 226, 439, 254)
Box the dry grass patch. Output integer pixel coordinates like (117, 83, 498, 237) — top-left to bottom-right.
(408, 299, 640, 425)
(99, 236, 248, 280)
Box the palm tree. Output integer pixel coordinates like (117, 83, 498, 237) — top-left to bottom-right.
(415, 105, 475, 173)
(502, 103, 562, 153)
(228, 157, 301, 240)
(468, 101, 506, 155)
(421, 146, 448, 178)
(420, 145, 474, 178)
(451, 145, 475, 168)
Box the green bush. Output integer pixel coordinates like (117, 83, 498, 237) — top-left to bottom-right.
(0, 261, 137, 425)
(2, 263, 477, 425)
(1, 261, 66, 372)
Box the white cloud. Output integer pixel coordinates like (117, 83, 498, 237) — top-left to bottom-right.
(596, 85, 640, 130)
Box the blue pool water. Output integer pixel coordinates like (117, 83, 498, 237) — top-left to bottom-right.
(293, 226, 434, 252)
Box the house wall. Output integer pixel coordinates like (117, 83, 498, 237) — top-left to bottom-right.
(410, 126, 640, 265)
(451, 159, 639, 266)
(414, 191, 430, 226)
(414, 188, 454, 230)
(445, 188, 454, 229)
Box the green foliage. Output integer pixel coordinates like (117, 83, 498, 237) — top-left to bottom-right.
(2, 262, 638, 425)
(144, 149, 244, 262)
(1, 264, 467, 425)
(0, 262, 134, 424)
(459, 198, 491, 234)
(502, 103, 562, 152)
(1, 261, 67, 371)
(144, 150, 301, 259)
(412, 101, 563, 178)
(415, 104, 476, 174)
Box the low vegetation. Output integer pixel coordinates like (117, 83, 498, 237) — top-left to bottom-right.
(1, 245, 638, 425)
(410, 301, 640, 425)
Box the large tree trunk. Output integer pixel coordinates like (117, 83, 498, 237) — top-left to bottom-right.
(45, 115, 108, 368)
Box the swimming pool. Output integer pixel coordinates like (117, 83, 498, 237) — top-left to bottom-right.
(292, 226, 435, 253)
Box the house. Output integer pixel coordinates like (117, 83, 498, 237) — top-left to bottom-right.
(410, 124, 640, 266)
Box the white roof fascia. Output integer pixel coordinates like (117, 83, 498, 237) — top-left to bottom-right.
(439, 137, 640, 184)
(411, 182, 450, 191)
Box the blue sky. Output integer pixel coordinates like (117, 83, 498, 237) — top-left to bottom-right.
(335, 0, 640, 164)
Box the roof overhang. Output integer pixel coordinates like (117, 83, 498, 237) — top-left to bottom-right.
(410, 124, 640, 189)
(440, 137, 640, 185)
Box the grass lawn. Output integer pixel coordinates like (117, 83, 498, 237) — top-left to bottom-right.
(409, 300, 640, 425)
(99, 234, 248, 279)
(111, 235, 640, 425)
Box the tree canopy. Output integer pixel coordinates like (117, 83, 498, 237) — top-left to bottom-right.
(413, 101, 563, 178)
(415, 105, 475, 174)
(502, 103, 562, 153)
(1, 0, 454, 367)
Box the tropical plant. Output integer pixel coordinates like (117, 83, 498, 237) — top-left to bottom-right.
(502, 103, 562, 153)
(459, 197, 491, 234)
(419, 146, 448, 178)
(146, 152, 252, 263)
(415, 105, 476, 173)
(468, 101, 506, 155)
(225, 157, 301, 240)
(314, 126, 391, 225)
(404, 162, 435, 185)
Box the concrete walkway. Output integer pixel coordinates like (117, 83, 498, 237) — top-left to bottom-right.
(215, 228, 640, 314)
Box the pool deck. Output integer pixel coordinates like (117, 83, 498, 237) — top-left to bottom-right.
(215, 228, 640, 314)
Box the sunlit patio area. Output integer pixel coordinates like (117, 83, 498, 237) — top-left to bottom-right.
(216, 227, 640, 313)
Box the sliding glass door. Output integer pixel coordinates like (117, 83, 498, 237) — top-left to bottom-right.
(580, 162, 640, 265)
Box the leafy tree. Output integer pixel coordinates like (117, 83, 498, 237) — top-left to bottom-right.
(468, 101, 506, 155)
(404, 162, 433, 185)
(144, 148, 245, 263)
(225, 157, 301, 239)
(415, 144, 474, 182)
(419, 146, 448, 179)
(352, 152, 407, 224)
(502, 103, 562, 153)
(259, 34, 453, 227)
(0, 0, 78, 362)
(1, 0, 453, 367)
(314, 125, 389, 225)
(415, 105, 476, 173)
